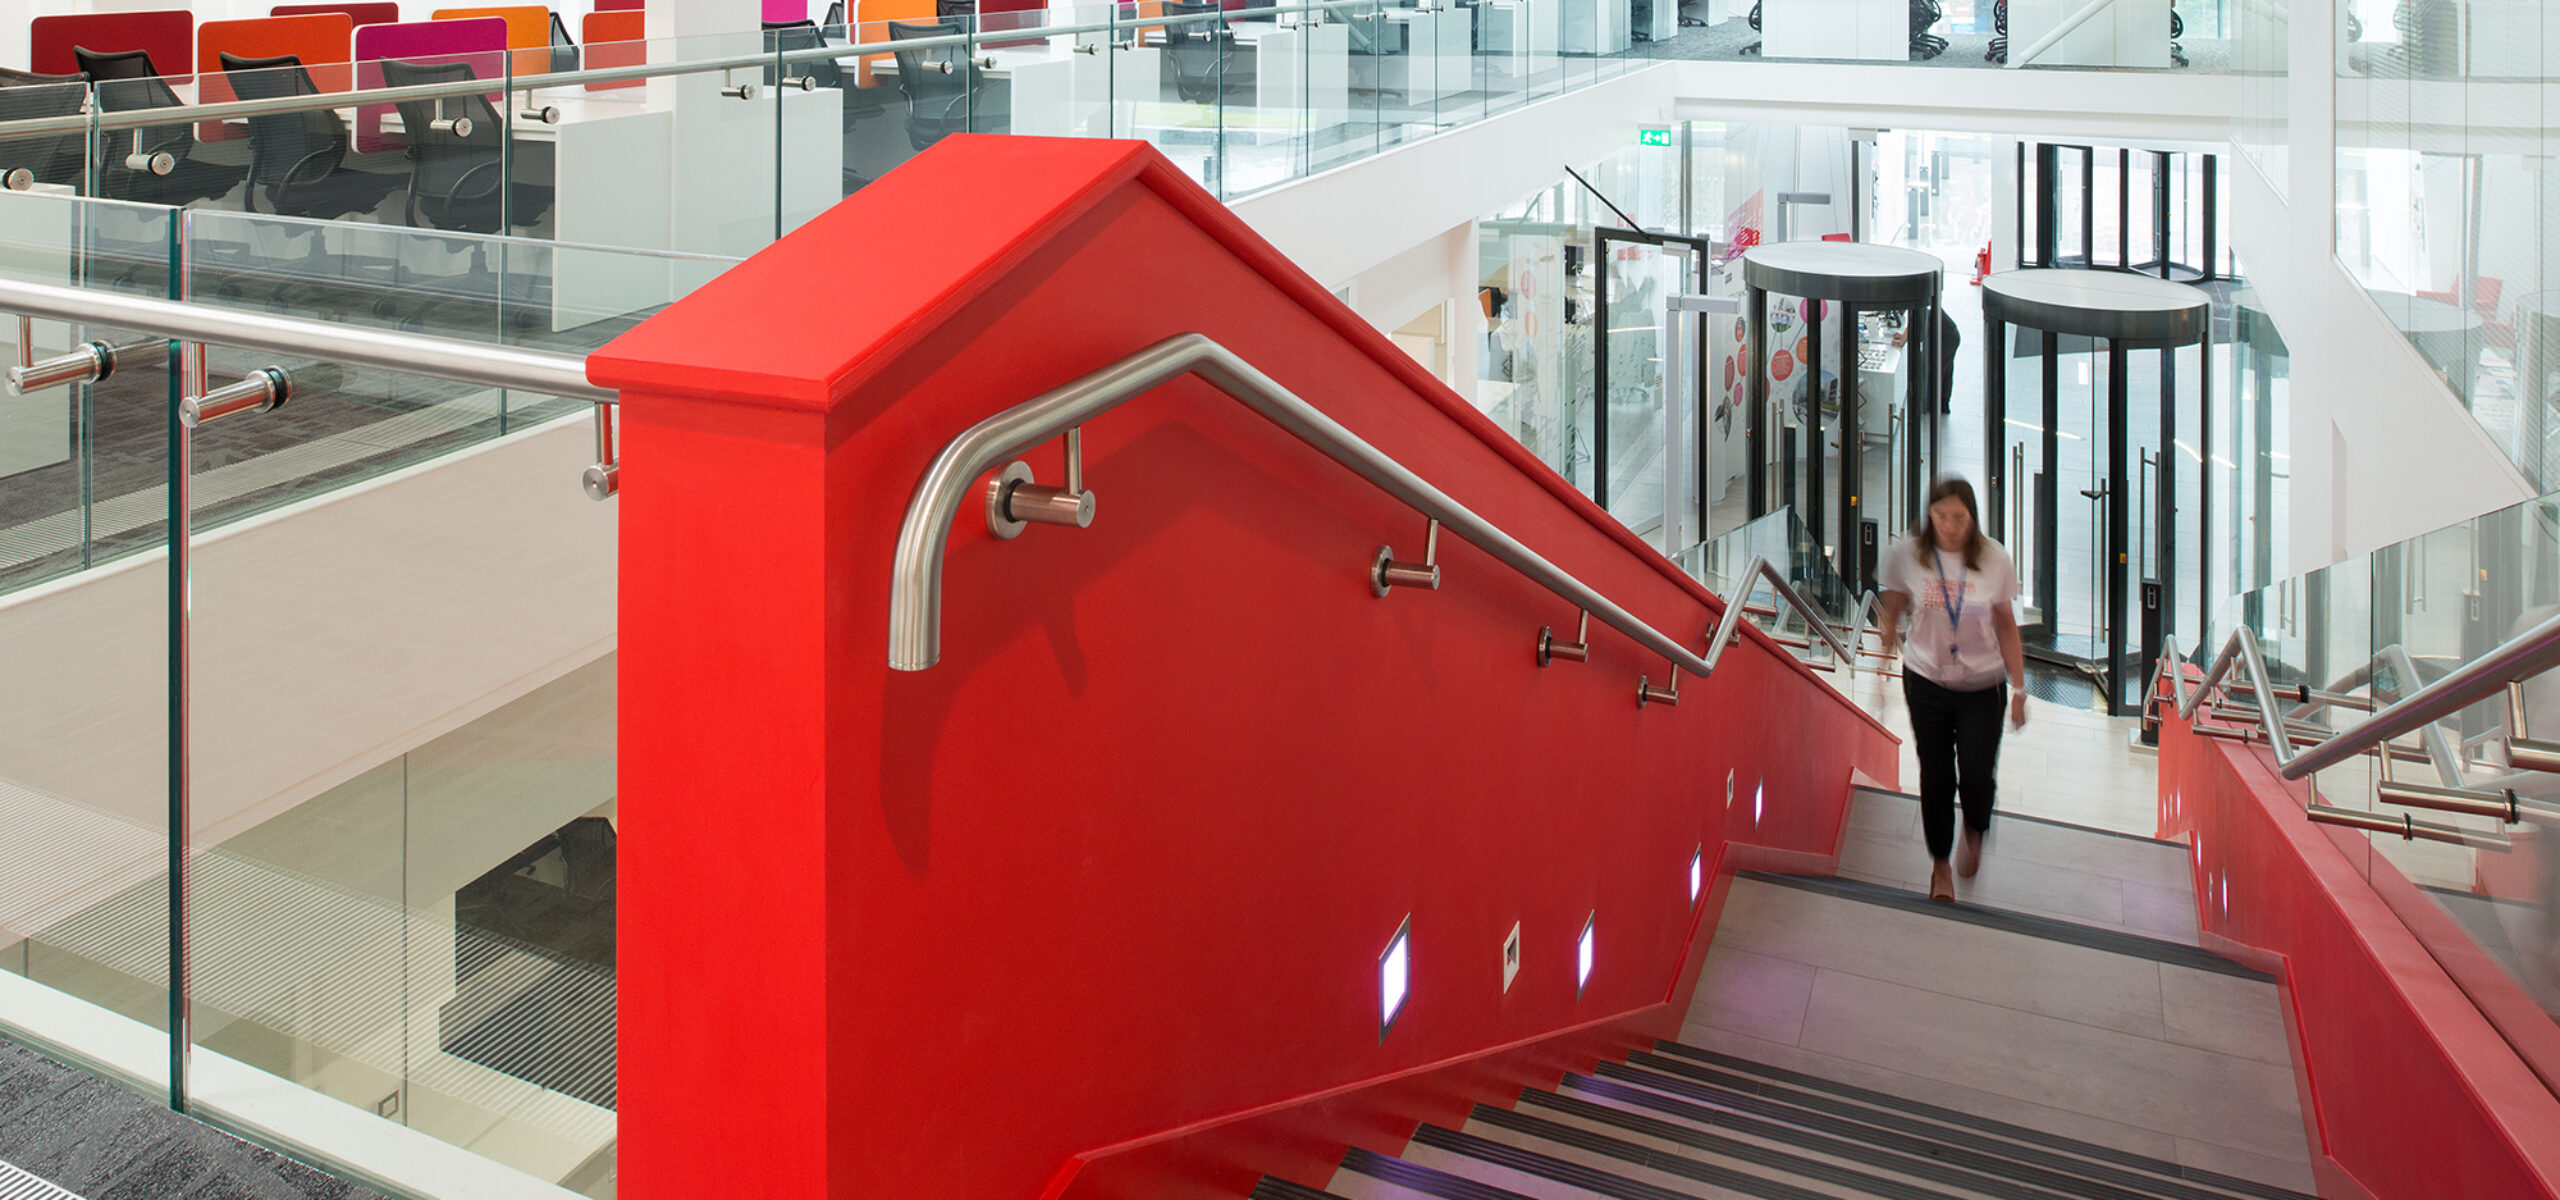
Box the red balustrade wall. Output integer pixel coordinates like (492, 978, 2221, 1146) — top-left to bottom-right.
(2156, 709, 2560, 1200)
(591, 136, 1900, 1200)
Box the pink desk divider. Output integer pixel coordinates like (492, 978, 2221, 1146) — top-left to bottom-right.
(270, 3, 402, 22)
(350, 16, 509, 153)
(765, 0, 812, 20)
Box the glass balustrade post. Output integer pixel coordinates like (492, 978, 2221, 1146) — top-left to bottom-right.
(166, 209, 195, 1115)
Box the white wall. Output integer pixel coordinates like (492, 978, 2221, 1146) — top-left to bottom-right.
(1339, 219, 1485, 406)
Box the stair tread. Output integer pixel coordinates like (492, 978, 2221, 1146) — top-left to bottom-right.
(1733, 871, 2259, 980)
(1452, 1105, 1961, 1200)
(1505, 1090, 2062, 1200)
(1643, 1045, 2317, 1200)
(1563, 1068, 2267, 1200)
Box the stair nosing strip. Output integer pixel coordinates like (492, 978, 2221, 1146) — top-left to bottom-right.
(1591, 1060, 2281, 1200)
(1642, 1045, 2319, 1200)
(1735, 870, 2267, 980)
(1250, 1175, 1352, 1200)
(1518, 1084, 2095, 1200)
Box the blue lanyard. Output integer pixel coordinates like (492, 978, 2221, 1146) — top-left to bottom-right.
(1931, 549, 1967, 635)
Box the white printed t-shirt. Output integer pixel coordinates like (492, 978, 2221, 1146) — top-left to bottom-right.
(1877, 534, 2019, 692)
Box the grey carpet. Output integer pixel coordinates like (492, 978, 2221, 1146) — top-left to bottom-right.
(0, 1036, 382, 1200)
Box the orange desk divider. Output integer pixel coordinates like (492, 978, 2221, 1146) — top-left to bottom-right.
(579, 10, 646, 92)
(30, 10, 194, 78)
(194, 13, 357, 141)
(431, 5, 552, 78)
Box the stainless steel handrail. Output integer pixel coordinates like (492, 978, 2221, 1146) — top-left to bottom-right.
(891, 333, 1826, 676)
(0, 4, 1362, 137)
(0, 275, 608, 403)
(2159, 609, 2560, 782)
(1700, 556, 1857, 676)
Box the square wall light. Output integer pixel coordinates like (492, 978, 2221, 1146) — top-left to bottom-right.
(1576, 911, 1595, 998)
(1380, 915, 1411, 1039)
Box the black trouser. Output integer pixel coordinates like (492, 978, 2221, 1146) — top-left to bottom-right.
(1903, 671, 2004, 861)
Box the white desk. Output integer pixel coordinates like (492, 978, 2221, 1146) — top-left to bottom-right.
(1559, 0, 1629, 54)
(1383, 7, 1473, 103)
(1764, 0, 1905, 60)
(2006, 0, 2169, 68)
(1477, 0, 1559, 84)
(1241, 23, 1351, 130)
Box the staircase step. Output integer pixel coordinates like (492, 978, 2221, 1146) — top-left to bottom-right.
(1333, 1146, 1545, 1199)
(1563, 1066, 2248, 1200)
(1444, 1103, 1954, 1199)
(1848, 787, 2183, 849)
(1507, 1087, 2052, 1200)
(1734, 872, 2258, 981)
(1644, 1045, 2316, 1200)
(1256, 1173, 1358, 1200)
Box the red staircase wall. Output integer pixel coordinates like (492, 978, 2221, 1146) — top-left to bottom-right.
(2156, 706, 2560, 1200)
(591, 136, 1900, 1200)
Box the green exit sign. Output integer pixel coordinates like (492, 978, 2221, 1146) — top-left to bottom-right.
(1637, 128, 1673, 147)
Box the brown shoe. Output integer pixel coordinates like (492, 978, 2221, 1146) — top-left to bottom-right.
(1928, 861, 1955, 903)
(1956, 829, 1983, 879)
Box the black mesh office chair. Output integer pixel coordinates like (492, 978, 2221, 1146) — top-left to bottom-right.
(936, 0, 976, 19)
(549, 12, 580, 73)
(1741, 2, 1761, 54)
(379, 56, 553, 232)
(75, 46, 246, 206)
(1908, 0, 1946, 58)
(221, 51, 401, 220)
(2168, 6, 2186, 67)
(888, 18, 985, 150)
(0, 70, 92, 189)
(823, 0, 848, 31)
(1985, 0, 2006, 61)
(1163, 0, 1256, 103)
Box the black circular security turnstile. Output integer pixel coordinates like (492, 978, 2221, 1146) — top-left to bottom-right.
(1982, 268, 2213, 716)
(1743, 241, 1946, 594)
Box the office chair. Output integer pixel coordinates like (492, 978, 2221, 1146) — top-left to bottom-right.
(2167, 6, 2186, 67)
(936, 0, 976, 19)
(1908, 0, 1945, 58)
(550, 12, 580, 73)
(1162, 0, 1256, 103)
(75, 46, 248, 206)
(1741, 2, 1760, 55)
(221, 52, 402, 220)
(888, 18, 998, 150)
(0, 70, 92, 189)
(378, 57, 554, 233)
(822, 0, 848, 31)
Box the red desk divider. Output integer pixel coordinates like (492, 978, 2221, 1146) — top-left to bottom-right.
(31, 10, 193, 78)
(594, 0, 646, 9)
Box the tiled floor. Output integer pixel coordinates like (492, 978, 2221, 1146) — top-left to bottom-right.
(1684, 877, 2318, 1194)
